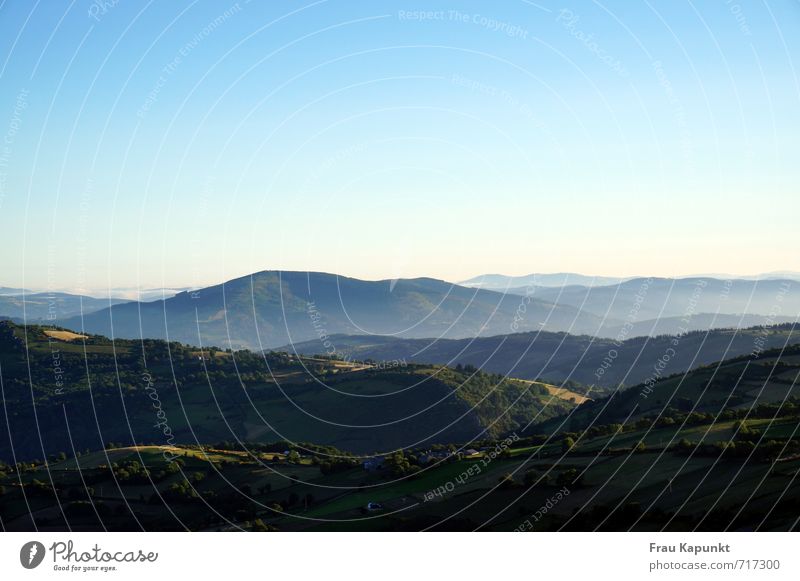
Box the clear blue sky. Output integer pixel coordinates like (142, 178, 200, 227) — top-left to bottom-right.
(1, 0, 798, 292)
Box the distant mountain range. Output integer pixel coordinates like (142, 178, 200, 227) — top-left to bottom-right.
(502, 277, 800, 329)
(0, 287, 29, 295)
(281, 324, 800, 390)
(599, 313, 797, 338)
(461, 271, 800, 290)
(0, 288, 185, 322)
(683, 270, 800, 281)
(0, 292, 130, 321)
(55, 271, 608, 349)
(460, 273, 630, 289)
(32, 271, 799, 350)
(100, 287, 190, 301)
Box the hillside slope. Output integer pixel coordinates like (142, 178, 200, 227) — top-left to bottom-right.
(549, 342, 800, 433)
(283, 324, 800, 389)
(0, 322, 573, 461)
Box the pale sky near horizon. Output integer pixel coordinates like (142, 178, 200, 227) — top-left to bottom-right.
(1, 1, 798, 292)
